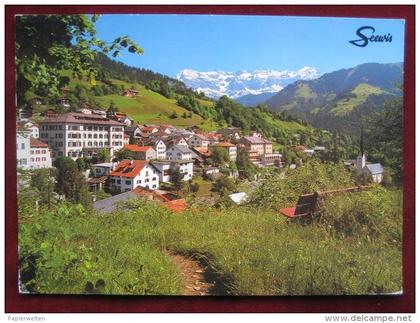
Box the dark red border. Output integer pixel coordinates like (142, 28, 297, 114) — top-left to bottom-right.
(5, 5, 415, 313)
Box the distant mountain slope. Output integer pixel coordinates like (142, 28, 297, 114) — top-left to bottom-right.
(235, 92, 276, 107)
(176, 67, 320, 99)
(265, 62, 403, 133)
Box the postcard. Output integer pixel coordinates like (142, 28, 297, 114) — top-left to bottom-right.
(13, 12, 406, 297)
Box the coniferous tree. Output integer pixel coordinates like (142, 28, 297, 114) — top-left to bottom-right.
(53, 157, 92, 208)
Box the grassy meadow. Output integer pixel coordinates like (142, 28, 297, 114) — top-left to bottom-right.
(18, 163, 402, 296)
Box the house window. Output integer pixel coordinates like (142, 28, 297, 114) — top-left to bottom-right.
(21, 143, 25, 149)
(153, 177, 157, 181)
(125, 180, 131, 185)
(152, 185, 156, 188)
(117, 180, 121, 184)
(145, 179, 149, 183)
(110, 179, 115, 183)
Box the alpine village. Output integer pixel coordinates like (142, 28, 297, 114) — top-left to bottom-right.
(16, 15, 403, 296)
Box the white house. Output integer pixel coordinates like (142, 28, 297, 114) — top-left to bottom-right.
(150, 161, 172, 183)
(212, 142, 237, 161)
(216, 127, 241, 140)
(144, 139, 167, 160)
(27, 124, 39, 138)
(17, 120, 39, 138)
(151, 160, 194, 182)
(123, 144, 156, 160)
(29, 138, 52, 169)
(16, 130, 31, 170)
(187, 134, 210, 149)
(125, 126, 143, 139)
(165, 136, 188, 148)
(174, 160, 194, 181)
(120, 117, 133, 127)
(108, 160, 160, 192)
(140, 126, 159, 135)
(91, 162, 117, 177)
(166, 145, 192, 161)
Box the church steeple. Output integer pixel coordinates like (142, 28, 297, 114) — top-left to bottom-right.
(356, 127, 366, 170)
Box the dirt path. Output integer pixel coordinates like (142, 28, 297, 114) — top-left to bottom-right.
(166, 251, 227, 296)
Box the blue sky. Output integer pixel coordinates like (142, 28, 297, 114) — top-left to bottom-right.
(95, 14, 405, 77)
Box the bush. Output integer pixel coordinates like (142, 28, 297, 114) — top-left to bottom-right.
(321, 186, 402, 244)
(249, 160, 355, 210)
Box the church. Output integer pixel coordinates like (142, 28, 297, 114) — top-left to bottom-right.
(356, 129, 384, 183)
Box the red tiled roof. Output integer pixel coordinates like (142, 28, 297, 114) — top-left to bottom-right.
(142, 126, 158, 131)
(193, 147, 212, 157)
(109, 160, 148, 178)
(123, 144, 153, 152)
(162, 199, 188, 213)
(132, 187, 170, 202)
(30, 138, 48, 148)
(215, 142, 235, 147)
(132, 187, 187, 212)
(207, 133, 222, 139)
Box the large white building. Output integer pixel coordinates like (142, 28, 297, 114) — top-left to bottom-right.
(39, 112, 125, 160)
(108, 159, 160, 192)
(187, 134, 210, 149)
(166, 145, 192, 161)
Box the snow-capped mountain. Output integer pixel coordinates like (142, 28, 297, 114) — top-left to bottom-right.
(176, 67, 320, 99)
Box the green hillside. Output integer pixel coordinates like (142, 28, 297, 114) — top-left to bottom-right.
(95, 87, 204, 127)
(66, 76, 206, 127)
(329, 84, 384, 117)
(265, 63, 403, 134)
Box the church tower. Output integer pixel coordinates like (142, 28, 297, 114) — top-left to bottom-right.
(356, 127, 366, 170)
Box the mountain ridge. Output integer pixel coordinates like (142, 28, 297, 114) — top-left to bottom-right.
(176, 67, 320, 99)
(265, 62, 403, 133)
